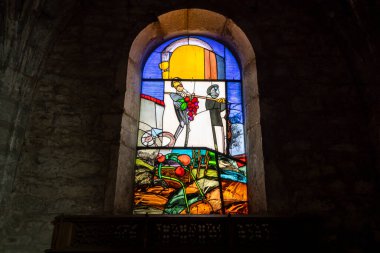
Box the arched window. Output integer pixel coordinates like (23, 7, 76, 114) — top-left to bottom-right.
(114, 9, 266, 215)
(135, 36, 247, 214)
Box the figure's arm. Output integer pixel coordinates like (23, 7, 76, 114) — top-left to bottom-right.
(180, 88, 191, 97)
(170, 93, 181, 100)
(170, 93, 183, 108)
(216, 98, 226, 103)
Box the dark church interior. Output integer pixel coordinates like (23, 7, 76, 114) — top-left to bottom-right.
(0, 0, 379, 252)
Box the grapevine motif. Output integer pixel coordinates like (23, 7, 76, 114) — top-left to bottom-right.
(177, 96, 199, 121)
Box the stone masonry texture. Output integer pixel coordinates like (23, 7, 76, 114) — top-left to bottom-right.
(0, 0, 379, 252)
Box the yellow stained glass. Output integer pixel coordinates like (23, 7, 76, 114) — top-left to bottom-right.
(168, 45, 205, 79)
(136, 36, 247, 215)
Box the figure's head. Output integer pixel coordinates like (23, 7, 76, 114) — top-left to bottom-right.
(171, 78, 184, 92)
(207, 84, 220, 98)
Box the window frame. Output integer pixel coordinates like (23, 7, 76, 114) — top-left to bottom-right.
(111, 9, 266, 215)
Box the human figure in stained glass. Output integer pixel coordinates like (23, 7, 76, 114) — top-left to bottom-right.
(170, 79, 191, 146)
(135, 36, 248, 215)
(205, 84, 226, 152)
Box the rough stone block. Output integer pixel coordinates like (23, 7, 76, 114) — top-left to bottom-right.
(2, 235, 32, 246)
(242, 59, 259, 100)
(0, 125, 11, 146)
(120, 113, 138, 149)
(63, 161, 103, 178)
(129, 22, 163, 65)
(103, 145, 120, 213)
(114, 144, 136, 214)
(188, 9, 227, 36)
(158, 9, 187, 37)
(11, 194, 46, 212)
(19, 46, 45, 77)
(0, 96, 17, 124)
(124, 58, 141, 121)
(245, 96, 261, 130)
(33, 220, 55, 247)
(223, 19, 255, 67)
(54, 114, 81, 129)
(22, 220, 45, 234)
(246, 124, 266, 213)
(47, 198, 77, 213)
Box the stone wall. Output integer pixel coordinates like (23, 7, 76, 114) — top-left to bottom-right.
(0, 0, 379, 252)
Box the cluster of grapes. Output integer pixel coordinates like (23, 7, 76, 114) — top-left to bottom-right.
(184, 96, 199, 121)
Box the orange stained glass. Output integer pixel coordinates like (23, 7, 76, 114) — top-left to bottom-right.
(136, 36, 247, 215)
(204, 50, 217, 79)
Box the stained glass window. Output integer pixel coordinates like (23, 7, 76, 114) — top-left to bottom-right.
(134, 36, 247, 214)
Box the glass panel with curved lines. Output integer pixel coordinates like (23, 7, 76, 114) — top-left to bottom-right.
(135, 36, 248, 214)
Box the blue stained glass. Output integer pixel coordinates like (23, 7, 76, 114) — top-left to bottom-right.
(216, 55, 225, 79)
(230, 125, 245, 156)
(220, 170, 247, 183)
(227, 82, 245, 155)
(229, 103, 243, 124)
(192, 36, 225, 58)
(143, 37, 187, 79)
(225, 48, 241, 80)
(227, 82, 244, 124)
(154, 36, 186, 52)
(141, 81, 164, 100)
(227, 82, 242, 104)
(143, 52, 162, 79)
(136, 35, 249, 215)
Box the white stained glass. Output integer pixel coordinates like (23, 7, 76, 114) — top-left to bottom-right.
(230, 123, 245, 156)
(162, 38, 213, 62)
(155, 104, 164, 129)
(188, 37, 213, 51)
(162, 81, 227, 153)
(164, 38, 212, 54)
(140, 99, 158, 130)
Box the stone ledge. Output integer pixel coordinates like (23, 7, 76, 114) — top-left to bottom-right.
(46, 214, 322, 253)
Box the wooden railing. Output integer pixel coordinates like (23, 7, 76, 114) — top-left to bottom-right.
(46, 215, 321, 253)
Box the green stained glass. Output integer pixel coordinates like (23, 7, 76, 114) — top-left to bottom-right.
(134, 36, 248, 215)
(133, 148, 247, 215)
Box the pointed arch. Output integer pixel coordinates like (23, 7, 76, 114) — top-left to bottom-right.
(114, 9, 266, 214)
